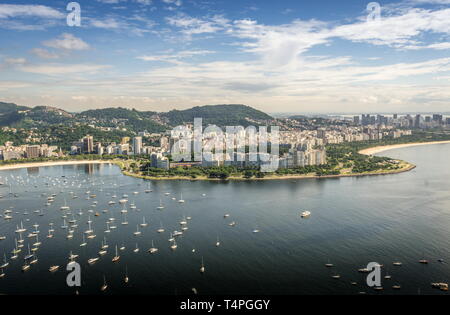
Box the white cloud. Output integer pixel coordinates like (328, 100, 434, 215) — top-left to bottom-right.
(31, 48, 60, 59)
(43, 33, 90, 51)
(20, 63, 110, 75)
(0, 4, 63, 19)
(166, 14, 230, 37)
(137, 50, 215, 63)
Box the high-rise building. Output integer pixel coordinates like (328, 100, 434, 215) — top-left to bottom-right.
(133, 137, 143, 155)
(25, 145, 40, 159)
(433, 114, 443, 124)
(82, 135, 94, 154)
(353, 116, 360, 125)
(414, 114, 421, 128)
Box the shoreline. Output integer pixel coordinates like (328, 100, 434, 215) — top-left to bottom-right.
(123, 162, 416, 182)
(3, 139, 446, 180)
(0, 160, 113, 171)
(358, 140, 450, 156)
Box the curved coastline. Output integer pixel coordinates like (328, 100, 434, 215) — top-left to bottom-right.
(4, 139, 446, 180)
(0, 160, 112, 171)
(358, 140, 450, 156)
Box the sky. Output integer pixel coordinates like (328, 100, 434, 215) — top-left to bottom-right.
(0, 0, 450, 114)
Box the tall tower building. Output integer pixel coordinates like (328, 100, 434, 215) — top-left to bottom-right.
(82, 135, 94, 154)
(133, 137, 143, 155)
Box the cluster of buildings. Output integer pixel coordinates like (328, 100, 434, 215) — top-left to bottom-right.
(0, 114, 423, 171)
(353, 114, 450, 129)
(70, 135, 170, 170)
(0, 142, 60, 161)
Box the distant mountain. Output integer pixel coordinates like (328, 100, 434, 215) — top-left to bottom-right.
(0, 102, 30, 126)
(0, 102, 274, 131)
(78, 107, 163, 133)
(25, 106, 74, 125)
(161, 104, 273, 127)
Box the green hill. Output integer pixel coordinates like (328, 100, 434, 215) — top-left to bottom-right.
(162, 104, 273, 127)
(0, 102, 30, 126)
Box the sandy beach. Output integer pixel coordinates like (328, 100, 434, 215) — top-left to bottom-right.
(0, 160, 112, 171)
(359, 140, 450, 156)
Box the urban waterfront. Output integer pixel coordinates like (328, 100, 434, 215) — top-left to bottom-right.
(0, 143, 450, 295)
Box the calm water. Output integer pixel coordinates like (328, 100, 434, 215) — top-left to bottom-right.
(1, 144, 450, 295)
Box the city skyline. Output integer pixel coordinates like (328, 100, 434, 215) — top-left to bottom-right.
(1, 0, 450, 114)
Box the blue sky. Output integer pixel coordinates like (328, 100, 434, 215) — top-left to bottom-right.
(1, 0, 450, 113)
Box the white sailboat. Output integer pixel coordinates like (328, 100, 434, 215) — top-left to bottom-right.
(200, 257, 205, 273)
(124, 266, 129, 284)
(134, 225, 141, 236)
(157, 222, 165, 233)
(216, 236, 221, 247)
(178, 193, 185, 204)
(101, 276, 108, 292)
(145, 183, 152, 193)
(157, 199, 165, 210)
(112, 245, 120, 262)
(60, 199, 70, 211)
(149, 240, 158, 254)
(140, 217, 148, 228)
(170, 239, 178, 251)
(0, 254, 9, 269)
(80, 234, 87, 247)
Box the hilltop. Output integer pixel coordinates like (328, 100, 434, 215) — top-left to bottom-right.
(0, 102, 273, 131)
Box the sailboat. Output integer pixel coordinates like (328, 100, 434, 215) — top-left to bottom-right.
(105, 222, 111, 233)
(134, 225, 141, 236)
(157, 222, 165, 233)
(60, 199, 70, 211)
(145, 183, 152, 193)
(124, 266, 129, 284)
(15, 221, 26, 233)
(133, 243, 140, 253)
(170, 239, 178, 251)
(0, 268, 4, 278)
(178, 193, 185, 204)
(80, 234, 87, 247)
(157, 199, 165, 210)
(200, 257, 205, 273)
(112, 245, 120, 262)
(102, 237, 109, 249)
(101, 276, 108, 292)
(140, 217, 148, 228)
(33, 234, 41, 247)
(88, 257, 99, 265)
(121, 213, 129, 225)
(85, 221, 94, 236)
(216, 236, 221, 247)
(0, 254, 9, 269)
(149, 240, 158, 254)
(30, 253, 38, 265)
(24, 244, 33, 260)
(49, 265, 59, 272)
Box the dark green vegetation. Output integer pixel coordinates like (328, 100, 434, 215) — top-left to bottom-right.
(0, 102, 274, 149)
(161, 104, 273, 127)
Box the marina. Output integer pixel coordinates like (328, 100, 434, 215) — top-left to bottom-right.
(0, 143, 450, 295)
